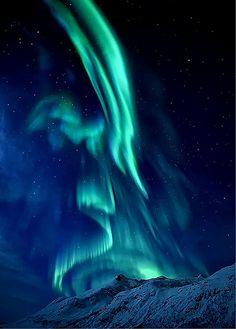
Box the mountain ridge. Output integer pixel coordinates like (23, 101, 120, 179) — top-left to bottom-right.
(7, 264, 235, 328)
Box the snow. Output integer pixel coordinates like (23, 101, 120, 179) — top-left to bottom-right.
(7, 264, 235, 328)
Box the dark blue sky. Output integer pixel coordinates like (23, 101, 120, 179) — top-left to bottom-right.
(0, 0, 234, 323)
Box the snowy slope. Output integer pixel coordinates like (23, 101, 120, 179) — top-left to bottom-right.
(7, 264, 235, 328)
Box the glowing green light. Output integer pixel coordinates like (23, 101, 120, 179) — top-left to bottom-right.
(44, 0, 146, 196)
(26, 0, 207, 295)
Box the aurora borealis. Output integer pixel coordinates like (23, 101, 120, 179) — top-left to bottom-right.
(0, 0, 234, 323)
(27, 0, 206, 295)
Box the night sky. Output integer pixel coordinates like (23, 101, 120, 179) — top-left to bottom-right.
(0, 0, 234, 323)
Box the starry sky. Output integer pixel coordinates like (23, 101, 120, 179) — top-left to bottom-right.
(0, 0, 234, 323)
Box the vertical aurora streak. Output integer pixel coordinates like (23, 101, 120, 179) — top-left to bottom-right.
(26, 0, 207, 295)
(44, 0, 145, 195)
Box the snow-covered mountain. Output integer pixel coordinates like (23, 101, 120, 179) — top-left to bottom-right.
(7, 264, 235, 328)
